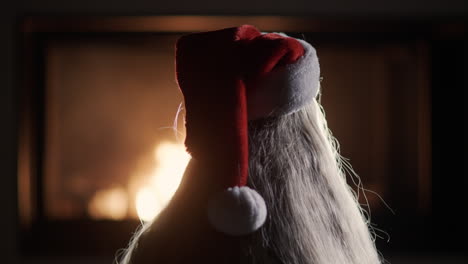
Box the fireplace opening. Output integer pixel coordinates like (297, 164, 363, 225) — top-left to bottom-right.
(43, 34, 190, 223)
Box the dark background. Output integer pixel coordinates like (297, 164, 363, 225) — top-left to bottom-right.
(1, 1, 467, 263)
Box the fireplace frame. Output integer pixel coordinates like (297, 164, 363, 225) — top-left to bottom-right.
(17, 16, 465, 257)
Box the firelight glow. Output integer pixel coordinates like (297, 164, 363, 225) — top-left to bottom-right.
(135, 187, 162, 222)
(88, 187, 128, 220)
(136, 142, 191, 222)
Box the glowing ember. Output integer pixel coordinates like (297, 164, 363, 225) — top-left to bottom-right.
(136, 142, 191, 221)
(88, 187, 128, 220)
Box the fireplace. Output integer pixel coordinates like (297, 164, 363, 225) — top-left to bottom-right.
(18, 16, 462, 257)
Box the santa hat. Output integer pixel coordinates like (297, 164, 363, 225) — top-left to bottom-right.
(175, 25, 320, 236)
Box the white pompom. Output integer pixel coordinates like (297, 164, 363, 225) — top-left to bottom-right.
(207, 186, 267, 236)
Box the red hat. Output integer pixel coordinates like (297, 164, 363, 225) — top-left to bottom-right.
(175, 25, 320, 236)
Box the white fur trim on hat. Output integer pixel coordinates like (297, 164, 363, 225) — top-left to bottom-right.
(207, 186, 267, 236)
(247, 39, 320, 120)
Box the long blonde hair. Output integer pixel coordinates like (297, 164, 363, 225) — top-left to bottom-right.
(244, 99, 381, 263)
(117, 98, 381, 264)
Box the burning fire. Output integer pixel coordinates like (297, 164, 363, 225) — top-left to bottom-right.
(87, 141, 190, 221)
(135, 142, 191, 221)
